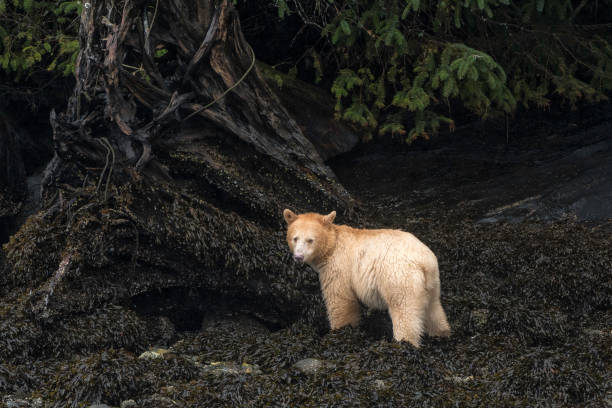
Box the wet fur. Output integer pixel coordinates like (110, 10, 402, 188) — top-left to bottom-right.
(284, 210, 451, 348)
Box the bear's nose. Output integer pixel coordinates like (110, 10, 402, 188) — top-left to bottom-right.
(293, 254, 304, 262)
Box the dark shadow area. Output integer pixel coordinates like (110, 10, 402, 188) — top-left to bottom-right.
(329, 101, 612, 228)
(130, 286, 288, 334)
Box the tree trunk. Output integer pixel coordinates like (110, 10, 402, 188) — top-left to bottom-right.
(1, 0, 353, 362)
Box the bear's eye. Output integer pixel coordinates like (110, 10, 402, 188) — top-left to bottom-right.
(307, 238, 314, 244)
(293, 237, 298, 242)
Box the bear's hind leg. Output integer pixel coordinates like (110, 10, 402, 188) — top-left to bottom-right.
(425, 298, 451, 338)
(387, 294, 426, 348)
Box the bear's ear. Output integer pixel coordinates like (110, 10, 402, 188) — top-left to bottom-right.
(323, 211, 336, 224)
(283, 209, 298, 225)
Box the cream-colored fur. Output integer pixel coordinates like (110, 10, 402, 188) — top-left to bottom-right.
(283, 209, 451, 348)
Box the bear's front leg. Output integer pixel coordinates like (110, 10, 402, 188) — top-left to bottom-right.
(324, 293, 361, 330)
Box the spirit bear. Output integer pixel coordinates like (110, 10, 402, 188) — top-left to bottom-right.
(283, 209, 450, 348)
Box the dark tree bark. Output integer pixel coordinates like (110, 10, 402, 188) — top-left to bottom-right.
(0, 0, 354, 362)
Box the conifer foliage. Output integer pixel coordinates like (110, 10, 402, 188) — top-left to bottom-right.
(0, 0, 81, 80)
(2, 1, 611, 140)
(276, 0, 612, 141)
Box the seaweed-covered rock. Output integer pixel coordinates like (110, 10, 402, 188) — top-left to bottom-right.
(2, 138, 611, 406)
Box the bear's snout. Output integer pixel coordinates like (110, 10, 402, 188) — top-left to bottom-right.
(293, 254, 304, 263)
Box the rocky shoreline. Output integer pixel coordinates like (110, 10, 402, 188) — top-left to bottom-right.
(1, 106, 611, 407)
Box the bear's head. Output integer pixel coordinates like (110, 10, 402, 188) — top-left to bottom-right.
(283, 209, 336, 265)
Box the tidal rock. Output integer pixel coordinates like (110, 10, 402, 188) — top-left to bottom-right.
(3, 396, 43, 408)
(444, 375, 475, 384)
(470, 309, 490, 330)
(137, 394, 182, 408)
(292, 358, 331, 375)
(200, 361, 262, 376)
(120, 400, 137, 408)
(584, 328, 611, 337)
(372, 379, 390, 391)
(138, 348, 173, 360)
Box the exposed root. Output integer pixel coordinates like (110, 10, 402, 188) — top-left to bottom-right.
(40, 251, 73, 316)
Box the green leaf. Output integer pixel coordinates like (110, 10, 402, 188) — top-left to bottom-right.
(331, 26, 342, 44)
(486, 73, 498, 90)
(536, 0, 545, 13)
(343, 102, 376, 127)
(47, 58, 57, 72)
(476, 0, 485, 10)
(23, 0, 32, 12)
(379, 121, 406, 136)
(311, 50, 323, 84)
(468, 65, 479, 80)
(454, 8, 462, 28)
(340, 19, 351, 35)
(277, 0, 290, 18)
(432, 73, 440, 90)
(457, 59, 471, 79)
(442, 77, 457, 97)
(0, 0, 5, 14)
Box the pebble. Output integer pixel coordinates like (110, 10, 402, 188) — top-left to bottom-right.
(293, 358, 330, 375)
(201, 361, 262, 376)
(138, 348, 172, 360)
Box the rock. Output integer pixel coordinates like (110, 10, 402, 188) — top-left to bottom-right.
(584, 328, 611, 337)
(372, 379, 390, 391)
(292, 358, 331, 375)
(154, 316, 176, 346)
(535, 254, 550, 265)
(444, 375, 475, 384)
(200, 361, 262, 376)
(604, 391, 612, 407)
(470, 309, 489, 330)
(137, 394, 182, 408)
(138, 348, 172, 360)
(2, 396, 43, 408)
(120, 400, 137, 408)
